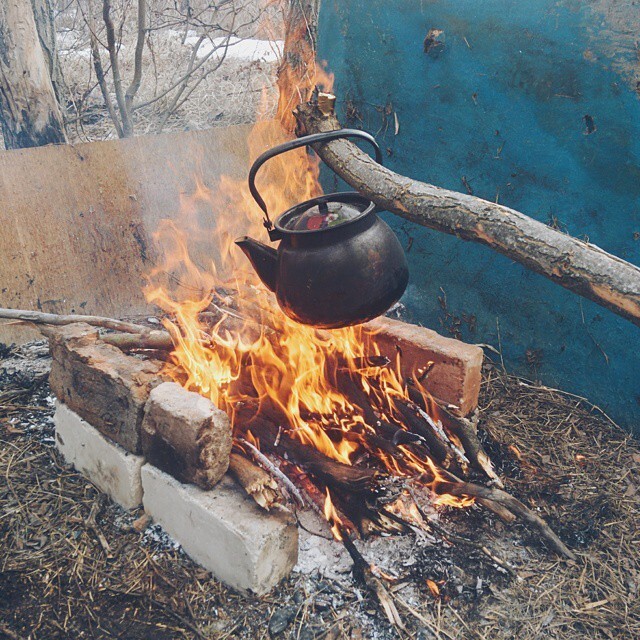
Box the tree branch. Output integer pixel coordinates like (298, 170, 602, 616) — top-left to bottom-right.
(102, 0, 131, 136)
(294, 101, 640, 328)
(124, 0, 146, 115)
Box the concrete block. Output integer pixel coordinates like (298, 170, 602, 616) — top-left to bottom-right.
(366, 317, 483, 415)
(47, 323, 165, 453)
(142, 382, 231, 489)
(54, 401, 144, 509)
(141, 464, 298, 594)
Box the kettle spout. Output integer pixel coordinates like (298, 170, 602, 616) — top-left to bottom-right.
(235, 236, 278, 292)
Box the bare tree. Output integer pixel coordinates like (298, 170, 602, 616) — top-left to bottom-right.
(0, 0, 67, 148)
(31, 0, 66, 103)
(71, 0, 273, 138)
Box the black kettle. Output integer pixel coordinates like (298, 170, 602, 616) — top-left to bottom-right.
(235, 129, 409, 329)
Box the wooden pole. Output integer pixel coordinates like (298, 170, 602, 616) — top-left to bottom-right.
(294, 100, 640, 328)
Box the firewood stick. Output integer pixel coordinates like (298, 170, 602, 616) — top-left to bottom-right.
(235, 407, 379, 494)
(100, 331, 174, 350)
(235, 437, 305, 507)
(393, 397, 456, 467)
(334, 370, 379, 426)
(418, 459, 517, 524)
(409, 384, 503, 487)
(281, 461, 359, 535)
(228, 452, 281, 510)
(0, 307, 153, 334)
(434, 400, 503, 488)
(338, 525, 405, 628)
(435, 480, 576, 560)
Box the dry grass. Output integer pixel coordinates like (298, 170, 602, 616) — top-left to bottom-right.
(0, 344, 639, 639)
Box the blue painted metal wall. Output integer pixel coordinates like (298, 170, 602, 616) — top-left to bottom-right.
(318, 0, 640, 432)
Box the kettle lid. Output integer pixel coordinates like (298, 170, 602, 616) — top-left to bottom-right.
(275, 192, 375, 234)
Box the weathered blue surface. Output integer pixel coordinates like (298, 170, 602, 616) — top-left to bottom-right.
(318, 0, 640, 432)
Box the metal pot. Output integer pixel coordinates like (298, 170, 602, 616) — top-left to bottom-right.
(235, 129, 409, 329)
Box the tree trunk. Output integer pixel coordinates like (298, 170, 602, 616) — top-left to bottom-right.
(294, 101, 640, 329)
(0, 0, 67, 149)
(30, 0, 65, 105)
(277, 0, 321, 131)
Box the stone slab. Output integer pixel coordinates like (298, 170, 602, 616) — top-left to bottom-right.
(142, 382, 232, 489)
(54, 401, 144, 509)
(48, 323, 165, 453)
(366, 317, 483, 415)
(141, 464, 298, 594)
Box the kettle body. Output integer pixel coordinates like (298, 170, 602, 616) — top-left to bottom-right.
(236, 130, 409, 329)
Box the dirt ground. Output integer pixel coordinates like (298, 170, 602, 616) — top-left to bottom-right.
(0, 341, 639, 640)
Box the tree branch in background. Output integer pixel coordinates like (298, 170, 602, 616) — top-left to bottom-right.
(124, 0, 147, 117)
(102, 0, 132, 136)
(88, 15, 124, 138)
(295, 101, 640, 329)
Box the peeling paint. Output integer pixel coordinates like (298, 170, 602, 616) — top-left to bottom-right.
(320, 0, 640, 432)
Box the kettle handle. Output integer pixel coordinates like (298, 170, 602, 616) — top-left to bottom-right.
(248, 128, 383, 233)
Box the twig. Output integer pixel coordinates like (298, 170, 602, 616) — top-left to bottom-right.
(85, 502, 114, 559)
(436, 480, 576, 560)
(0, 308, 152, 334)
(124, 0, 146, 115)
(236, 437, 305, 508)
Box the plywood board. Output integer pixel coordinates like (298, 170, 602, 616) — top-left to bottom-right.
(0, 125, 252, 343)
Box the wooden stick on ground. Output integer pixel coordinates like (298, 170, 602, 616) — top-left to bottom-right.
(294, 99, 640, 329)
(0, 308, 154, 335)
(435, 480, 576, 560)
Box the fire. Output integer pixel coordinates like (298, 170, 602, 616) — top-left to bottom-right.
(425, 579, 441, 599)
(323, 488, 344, 541)
(145, 5, 470, 525)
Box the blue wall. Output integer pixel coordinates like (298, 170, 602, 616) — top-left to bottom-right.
(318, 0, 640, 433)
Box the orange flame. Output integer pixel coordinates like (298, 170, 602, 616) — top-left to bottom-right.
(144, 8, 470, 513)
(323, 488, 344, 541)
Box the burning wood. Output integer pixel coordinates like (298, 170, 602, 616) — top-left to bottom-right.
(228, 452, 281, 510)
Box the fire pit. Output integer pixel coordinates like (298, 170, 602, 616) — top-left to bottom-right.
(45, 301, 572, 607)
(35, 97, 573, 610)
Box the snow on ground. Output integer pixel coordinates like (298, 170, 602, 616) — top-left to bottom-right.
(183, 34, 283, 62)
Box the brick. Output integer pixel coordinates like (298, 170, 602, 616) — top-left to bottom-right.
(141, 464, 298, 594)
(47, 323, 165, 453)
(142, 382, 231, 489)
(366, 317, 483, 415)
(54, 401, 144, 509)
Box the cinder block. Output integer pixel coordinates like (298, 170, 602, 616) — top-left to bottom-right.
(142, 382, 231, 489)
(366, 317, 483, 416)
(47, 323, 165, 453)
(54, 401, 144, 509)
(141, 464, 298, 594)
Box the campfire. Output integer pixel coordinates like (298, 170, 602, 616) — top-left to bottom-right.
(0, 8, 579, 628)
(121, 42, 575, 616)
